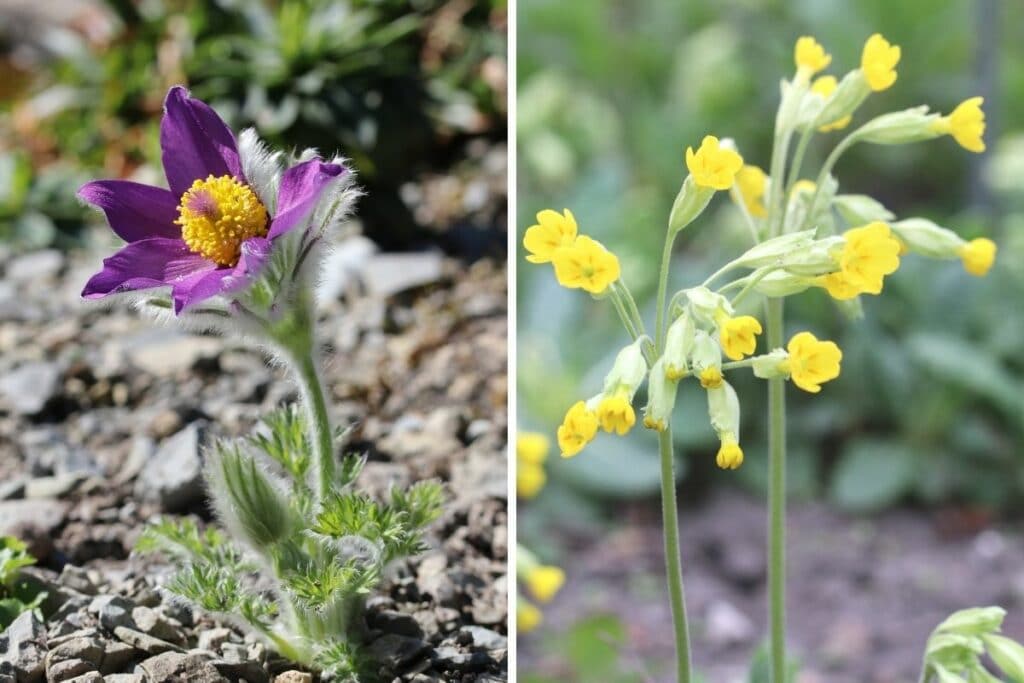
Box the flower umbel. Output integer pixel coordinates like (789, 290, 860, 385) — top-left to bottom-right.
(523, 208, 579, 263)
(794, 36, 831, 75)
(686, 135, 744, 190)
(933, 97, 986, 153)
(552, 235, 621, 294)
(959, 237, 997, 276)
(861, 33, 900, 92)
(784, 332, 843, 393)
(557, 401, 599, 458)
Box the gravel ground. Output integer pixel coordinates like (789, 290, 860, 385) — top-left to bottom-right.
(523, 491, 1024, 683)
(0, 241, 508, 682)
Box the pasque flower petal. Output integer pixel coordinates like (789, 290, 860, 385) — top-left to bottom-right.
(171, 237, 272, 313)
(81, 237, 216, 299)
(160, 85, 245, 196)
(267, 159, 346, 239)
(78, 180, 181, 242)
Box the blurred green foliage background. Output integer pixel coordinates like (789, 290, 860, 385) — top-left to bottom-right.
(0, 0, 506, 253)
(517, 0, 1024, 526)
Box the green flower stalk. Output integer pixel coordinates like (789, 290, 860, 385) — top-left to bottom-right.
(81, 87, 444, 678)
(523, 31, 995, 683)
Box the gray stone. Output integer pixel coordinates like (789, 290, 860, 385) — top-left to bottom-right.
(62, 673, 102, 683)
(124, 331, 221, 377)
(56, 566, 97, 596)
(98, 640, 137, 675)
(210, 658, 268, 683)
(459, 625, 506, 651)
(273, 672, 312, 683)
(103, 675, 143, 683)
(0, 362, 61, 415)
(196, 628, 232, 653)
(6, 249, 64, 283)
(0, 477, 25, 500)
(45, 636, 103, 666)
(704, 600, 754, 646)
(45, 658, 94, 682)
(112, 627, 181, 656)
(0, 610, 47, 682)
(129, 607, 183, 645)
(89, 596, 135, 631)
(134, 652, 227, 683)
(25, 475, 85, 500)
(365, 634, 430, 670)
(363, 252, 445, 298)
(0, 499, 68, 562)
(135, 424, 204, 512)
(368, 610, 424, 639)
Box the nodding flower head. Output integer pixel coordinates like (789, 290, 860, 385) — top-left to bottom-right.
(686, 136, 744, 191)
(933, 97, 986, 153)
(80, 86, 347, 314)
(557, 401, 599, 458)
(959, 237, 997, 277)
(784, 331, 843, 393)
(524, 209, 579, 264)
(794, 36, 831, 76)
(861, 33, 900, 92)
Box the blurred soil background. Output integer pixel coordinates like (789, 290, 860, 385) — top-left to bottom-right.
(516, 2, 1024, 682)
(0, 1, 508, 681)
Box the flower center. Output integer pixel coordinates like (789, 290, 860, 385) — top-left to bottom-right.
(176, 175, 268, 266)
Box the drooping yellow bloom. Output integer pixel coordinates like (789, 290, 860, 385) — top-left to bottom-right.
(794, 36, 831, 75)
(959, 237, 997, 276)
(820, 222, 902, 299)
(523, 209, 578, 264)
(735, 165, 768, 217)
(517, 432, 549, 465)
(517, 463, 546, 499)
(526, 565, 565, 604)
(933, 97, 986, 153)
(518, 600, 542, 633)
(596, 393, 636, 436)
(718, 315, 763, 361)
(716, 439, 744, 470)
(811, 76, 852, 131)
(557, 401, 598, 458)
(861, 33, 900, 92)
(551, 235, 621, 294)
(685, 136, 744, 191)
(699, 366, 723, 389)
(785, 331, 842, 393)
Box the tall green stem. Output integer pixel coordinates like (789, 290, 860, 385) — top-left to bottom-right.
(653, 229, 692, 683)
(293, 348, 335, 501)
(659, 427, 692, 683)
(766, 297, 787, 682)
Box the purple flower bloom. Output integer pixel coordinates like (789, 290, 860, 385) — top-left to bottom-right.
(81, 86, 346, 313)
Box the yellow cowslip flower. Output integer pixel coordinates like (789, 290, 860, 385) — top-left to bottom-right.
(523, 209, 578, 264)
(596, 393, 636, 436)
(685, 135, 744, 191)
(933, 97, 986, 153)
(784, 331, 842, 393)
(718, 315, 763, 361)
(526, 565, 565, 604)
(820, 221, 901, 299)
(699, 366, 723, 389)
(959, 237, 997, 276)
(518, 599, 542, 633)
(551, 235, 621, 294)
(861, 33, 900, 92)
(557, 401, 598, 458)
(811, 76, 852, 131)
(517, 462, 546, 499)
(794, 36, 831, 75)
(716, 439, 744, 470)
(735, 165, 768, 217)
(517, 432, 549, 465)
(790, 179, 817, 197)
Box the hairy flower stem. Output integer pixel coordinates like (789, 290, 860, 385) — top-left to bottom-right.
(766, 296, 787, 682)
(653, 230, 693, 683)
(659, 427, 692, 683)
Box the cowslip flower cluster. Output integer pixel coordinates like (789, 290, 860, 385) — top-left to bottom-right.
(524, 208, 621, 293)
(516, 545, 566, 634)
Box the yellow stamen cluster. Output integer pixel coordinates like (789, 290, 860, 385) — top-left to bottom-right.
(686, 136, 744, 190)
(177, 175, 268, 267)
(516, 432, 549, 499)
(557, 401, 598, 458)
(861, 33, 900, 92)
(524, 210, 621, 294)
(784, 332, 843, 394)
(735, 165, 768, 218)
(819, 222, 902, 300)
(794, 36, 831, 75)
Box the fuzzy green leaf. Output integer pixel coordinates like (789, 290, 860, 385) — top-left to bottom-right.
(166, 562, 278, 631)
(136, 518, 249, 571)
(248, 404, 311, 482)
(210, 442, 297, 548)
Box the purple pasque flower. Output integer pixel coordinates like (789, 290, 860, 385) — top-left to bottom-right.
(81, 86, 346, 314)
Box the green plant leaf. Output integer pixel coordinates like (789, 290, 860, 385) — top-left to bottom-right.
(984, 634, 1024, 682)
(829, 439, 917, 512)
(936, 607, 1006, 636)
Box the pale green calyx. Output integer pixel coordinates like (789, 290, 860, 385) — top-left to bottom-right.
(811, 70, 869, 130)
(643, 358, 679, 432)
(685, 286, 733, 324)
(669, 175, 715, 234)
(732, 230, 817, 269)
(891, 217, 966, 258)
(752, 349, 790, 379)
(707, 379, 740, 438)
(602, 337, 648, 397)
(834, 194, 895, 225)
(663, 313, 696, 380)
(856, 106, 943, 145)
(691, 330, 722, 373)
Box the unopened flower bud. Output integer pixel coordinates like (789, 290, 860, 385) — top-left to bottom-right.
(890, 218, 966, 259)
(733, 230, 817, 269)
(812, 70, 870, 130)
(834, 194, 895, 226)
(685, 286, 733, 325)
